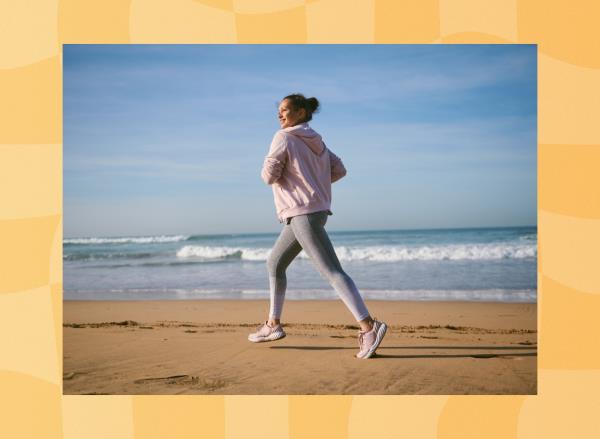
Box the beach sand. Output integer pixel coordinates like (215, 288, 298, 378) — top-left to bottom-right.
(63, 299, 537, 395)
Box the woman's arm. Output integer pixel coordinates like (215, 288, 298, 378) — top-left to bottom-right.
(328, 149, 347, 183)
(261, 132, 288, 185)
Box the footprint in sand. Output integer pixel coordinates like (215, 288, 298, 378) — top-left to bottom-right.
(133, 375, 228, 390)
(63, 372, 86, 380)
(134, 375, 189, 384)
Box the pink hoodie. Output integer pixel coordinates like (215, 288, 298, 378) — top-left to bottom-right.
(261, 122, 347, 223)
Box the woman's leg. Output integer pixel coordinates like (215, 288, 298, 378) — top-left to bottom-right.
(266, 222, 303, 321)
(289, 212, 371, 325)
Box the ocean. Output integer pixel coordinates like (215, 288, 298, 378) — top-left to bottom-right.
(63, 226, 537, 302)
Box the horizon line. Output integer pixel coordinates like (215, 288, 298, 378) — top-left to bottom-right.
(63, 224, 537, 240)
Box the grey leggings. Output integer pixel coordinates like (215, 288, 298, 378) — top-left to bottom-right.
(266, 210, 370, 321)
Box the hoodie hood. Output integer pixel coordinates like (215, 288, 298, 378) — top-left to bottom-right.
(281, 123, 325, 155)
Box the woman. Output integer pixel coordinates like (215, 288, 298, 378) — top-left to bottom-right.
(248, 93, 387, 359)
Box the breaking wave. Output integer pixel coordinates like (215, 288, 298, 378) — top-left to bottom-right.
(175, 242, 536, 262)
(64, 235, 189, 245)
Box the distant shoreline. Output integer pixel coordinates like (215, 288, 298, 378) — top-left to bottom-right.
(62, 288, 538, 303)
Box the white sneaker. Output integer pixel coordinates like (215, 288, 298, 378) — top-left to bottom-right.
(248, 321, 286, 343)
(356, 319, 387, 359)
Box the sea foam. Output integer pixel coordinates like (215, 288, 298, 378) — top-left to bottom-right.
(175, 242, 536, 262)
(64, 235, 189, 245)
(175, 245, 270, 260)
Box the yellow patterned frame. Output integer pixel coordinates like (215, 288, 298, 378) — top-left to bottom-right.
(1, 1, 599, 438)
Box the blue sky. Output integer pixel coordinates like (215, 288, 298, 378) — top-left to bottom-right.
(63, 44, 536, 237)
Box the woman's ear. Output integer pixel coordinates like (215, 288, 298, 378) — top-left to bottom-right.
(299, 108, 307, 122)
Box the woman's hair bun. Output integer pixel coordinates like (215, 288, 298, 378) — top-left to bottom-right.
(306, 97, 320, 113)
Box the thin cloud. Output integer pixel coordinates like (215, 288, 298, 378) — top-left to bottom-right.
(65, 156, 243, 182)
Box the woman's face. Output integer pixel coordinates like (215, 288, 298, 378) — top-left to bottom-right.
(278, 99, 306, 129)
